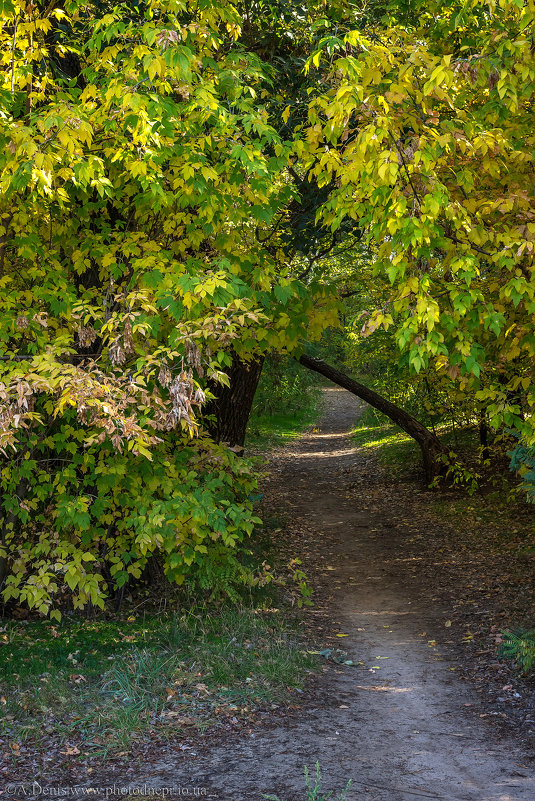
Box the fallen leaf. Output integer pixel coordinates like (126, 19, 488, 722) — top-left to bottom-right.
(60, 745, 80, 756)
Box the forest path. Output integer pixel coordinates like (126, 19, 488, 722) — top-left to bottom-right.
(149, 388, 535, 800)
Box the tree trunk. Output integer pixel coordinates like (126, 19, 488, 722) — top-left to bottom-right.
(205, 353, 265, 447)
(299, 354, 444, 482)
(479, 409, 490, 460)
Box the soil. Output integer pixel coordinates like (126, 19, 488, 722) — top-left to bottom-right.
(6, 388, 535, 800)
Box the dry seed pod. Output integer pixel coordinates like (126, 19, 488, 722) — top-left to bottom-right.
(123, 319, 135, 355)
(158, 364, 172, 387)
(109, 337, 126, 366)
(77, 325, 97, 348)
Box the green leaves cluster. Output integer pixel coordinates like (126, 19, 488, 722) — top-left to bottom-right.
(2, 429, 260, 617)
(0, 0, 334, 615)
(303, 0, 535, 455)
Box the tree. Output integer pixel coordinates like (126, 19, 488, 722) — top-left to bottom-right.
(4, 0, 535, 616)
(302, 0, 535, 468)
(203, 0, 354, 446)
(0, 0, 335, 614)
(299, 354, 444, 481)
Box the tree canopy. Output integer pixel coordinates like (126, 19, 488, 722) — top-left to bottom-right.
(1, 0, 534, 616)
(306, 0, 535, 445)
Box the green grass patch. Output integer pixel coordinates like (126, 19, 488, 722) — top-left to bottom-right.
(246, 390, 323, 451)
(0, 606, 318, 758)
(351, 407, 482, 476)
(350, 407, 419, 468)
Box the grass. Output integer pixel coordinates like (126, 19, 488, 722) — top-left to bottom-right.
(246, 390, 323, 451)
(0, 606, 318, 758)
(264, 763, 352, 801)
(351, 407, 484, 474)
(350, 407, 420, 469)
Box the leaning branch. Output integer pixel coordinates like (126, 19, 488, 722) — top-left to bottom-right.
(298, 353, 444, 482)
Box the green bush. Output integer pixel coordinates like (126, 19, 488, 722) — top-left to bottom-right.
(499, 629, 535, 675)
(1, 431, 261, 618)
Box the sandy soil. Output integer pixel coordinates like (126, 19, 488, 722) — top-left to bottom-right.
(125, 388, 535, 800)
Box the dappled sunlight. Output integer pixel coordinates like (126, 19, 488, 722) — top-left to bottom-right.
(353, 424, 413, 450)
(355, 685, 412, 693)
(307, 431, 352, 439)
(394, 557, 424, 562)
(350, 610, 417, 616)
(288, 447, 357, 459)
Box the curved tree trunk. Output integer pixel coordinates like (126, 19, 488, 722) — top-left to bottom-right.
(299, 354, 444, 482)
(205, 353, 264, 447)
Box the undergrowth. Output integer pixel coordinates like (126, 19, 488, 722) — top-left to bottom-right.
(499, 630, 535, 676)
(247, 355, 323, 451)
(1, 358, 325, 763)
(350, 407, 419, 469)
(0, 606, 318, 759)
(246, 404, 322, 451)
(351, 407, 511, 489)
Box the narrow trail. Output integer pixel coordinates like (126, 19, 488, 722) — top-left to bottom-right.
(149, 388, 535, 800)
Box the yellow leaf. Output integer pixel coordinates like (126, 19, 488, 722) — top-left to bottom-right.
(147, 59, 159, 83)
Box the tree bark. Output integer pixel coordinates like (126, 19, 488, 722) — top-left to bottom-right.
(205, 353, 265, 447)
(299, 354, 444, 482)
(479, 409, 490, 460)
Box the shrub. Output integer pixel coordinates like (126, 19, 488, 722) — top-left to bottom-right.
(498, 629, 535, 675)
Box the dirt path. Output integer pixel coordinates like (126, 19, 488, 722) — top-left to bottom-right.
(148, 389, 534, 800)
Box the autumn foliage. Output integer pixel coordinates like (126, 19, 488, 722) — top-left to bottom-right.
(1, 0, 535, 616)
